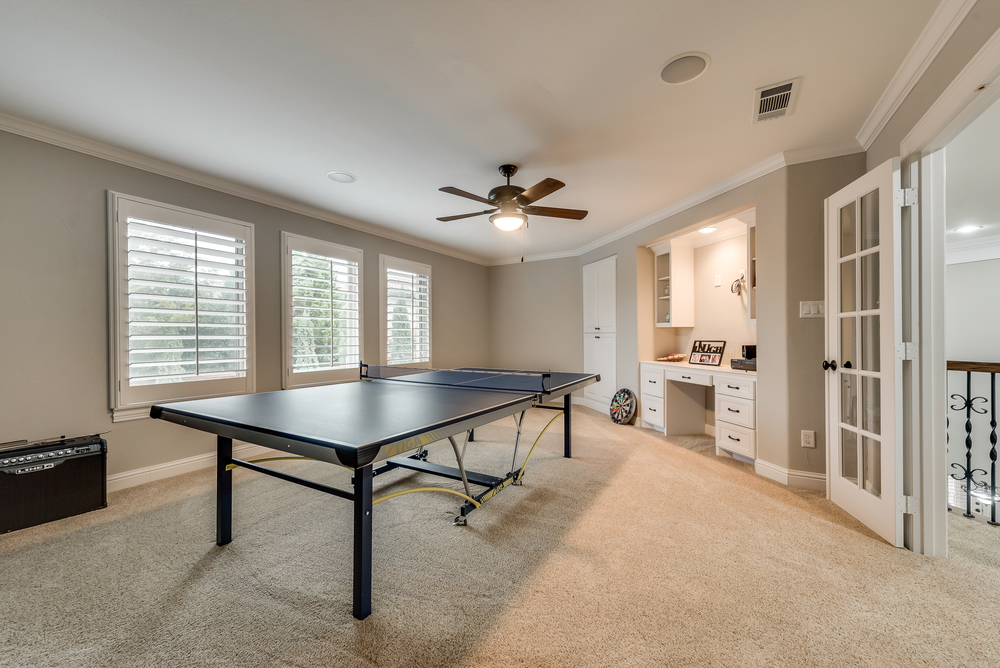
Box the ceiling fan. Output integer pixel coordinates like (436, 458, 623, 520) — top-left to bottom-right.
(437, 164, 588, 231)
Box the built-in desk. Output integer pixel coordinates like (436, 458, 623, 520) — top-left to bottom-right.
(639, 361, 758, 461)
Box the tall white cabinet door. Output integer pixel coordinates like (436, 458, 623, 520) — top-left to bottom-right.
(824, 157, 904, 548)
(596, 333, 617, 403)
(597, 258, 616, 332)
(584, 333, 616, 405)
(583, 262, 599, 332)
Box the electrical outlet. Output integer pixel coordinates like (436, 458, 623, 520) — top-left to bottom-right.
(801, 430, 816, 448)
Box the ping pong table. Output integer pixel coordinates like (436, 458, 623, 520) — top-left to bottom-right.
(150, 364, 598, 619)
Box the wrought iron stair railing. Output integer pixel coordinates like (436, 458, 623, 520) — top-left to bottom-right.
(948, 361, 1000, 523)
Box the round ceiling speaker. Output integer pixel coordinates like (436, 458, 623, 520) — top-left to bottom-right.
(660, 52, 711, 85)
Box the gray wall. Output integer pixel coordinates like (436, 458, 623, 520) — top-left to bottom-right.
(487, 257, 582, 372)
(945, 259, 1000, 362)
(868, 0, 1000, 169)
(0, 130, 490, 476)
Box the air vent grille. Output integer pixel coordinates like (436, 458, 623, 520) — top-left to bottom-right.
(753, 78, 800, 123)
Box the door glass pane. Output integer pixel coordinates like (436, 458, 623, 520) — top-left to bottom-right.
(840, 201, 856, 258)
(861, 315, 880, 372)
(861, 253, 879, 311)
(862, 436, 881, 498)
(860, 189, 879, 251)
(841, 428, 858, 485)
(840, 260, 856, 313)
(841, 317, 856, 369)
(841, 373, 857, 427)
(862, 376, 881, 435)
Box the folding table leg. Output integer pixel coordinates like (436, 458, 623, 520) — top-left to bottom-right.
(217, 436, 233, 545)
(563, 394, 572, 458)
(353, 464, 373, 620)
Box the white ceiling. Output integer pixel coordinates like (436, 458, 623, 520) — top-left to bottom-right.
(0, 0, 942, 264)
(946, 91, 1000, 244)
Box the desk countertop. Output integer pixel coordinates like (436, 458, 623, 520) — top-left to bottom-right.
(643, 359, 757, 376)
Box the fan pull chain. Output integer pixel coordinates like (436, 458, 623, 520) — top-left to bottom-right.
(520, 224, 524, 262)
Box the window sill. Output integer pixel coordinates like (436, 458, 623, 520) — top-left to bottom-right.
(112, 406, 154, 423)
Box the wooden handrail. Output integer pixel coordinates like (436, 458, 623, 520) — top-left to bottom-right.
(948, 361, 1000, 373)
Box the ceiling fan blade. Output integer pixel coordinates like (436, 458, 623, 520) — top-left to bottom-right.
(439, 186, 492, 205)
(522, 206, 588, 220)
(436, 209, 496, 222)
(517, 178, 564, 205)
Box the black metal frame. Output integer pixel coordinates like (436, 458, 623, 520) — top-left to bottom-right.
(212, 393, 576, 621)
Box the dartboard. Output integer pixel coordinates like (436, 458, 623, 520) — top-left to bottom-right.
(610, 388, 637, 425)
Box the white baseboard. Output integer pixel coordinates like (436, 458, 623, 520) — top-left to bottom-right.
(754, 458, 826, 490)
(581, 397, 607, 413)
(106, 442, 275, 493)
(705, 423, 715, 437)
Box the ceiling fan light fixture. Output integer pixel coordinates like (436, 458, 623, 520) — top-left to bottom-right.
(490, 212, 527, 232)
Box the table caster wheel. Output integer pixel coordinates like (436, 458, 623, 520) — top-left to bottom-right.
(453, 515, 467, 526)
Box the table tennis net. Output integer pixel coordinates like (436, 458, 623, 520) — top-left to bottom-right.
(361, 364, 552, 394)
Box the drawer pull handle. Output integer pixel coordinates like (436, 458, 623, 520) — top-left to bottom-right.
(727, 385, 740, 390)
(728, 435, 741, 442)
(648, 379, 656, 384)
(595, 336, 600, 339)
(728, 408, 740, 413)
(649, 407, 657, 412)
(682, 375, 691, 379)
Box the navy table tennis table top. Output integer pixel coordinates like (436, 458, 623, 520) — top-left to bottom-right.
(151, 366, 595, 468)
(150, 365, 599, 620)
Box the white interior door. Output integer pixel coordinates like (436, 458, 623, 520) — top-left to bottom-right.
(824, 157, 904, 547)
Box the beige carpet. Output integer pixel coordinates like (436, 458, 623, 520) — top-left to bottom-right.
(3, 407, 1000, 667)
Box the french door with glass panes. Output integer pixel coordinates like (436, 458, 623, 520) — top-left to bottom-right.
(824, 158, 903, 547)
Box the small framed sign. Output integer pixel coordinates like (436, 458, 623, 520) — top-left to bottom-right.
(689, 340, 726, 366)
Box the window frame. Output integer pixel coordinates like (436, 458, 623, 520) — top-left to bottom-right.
(107, 191, 256, 421)
(379, 254, 432, 367)
(281, 232, 364, 389)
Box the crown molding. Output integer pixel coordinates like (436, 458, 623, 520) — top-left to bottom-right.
(946, 234, 1000, 264)
(856, 0, 977, 151)
(782, 139, 864, 165)
(0, 112, 488, 266)
(901, 23, 1000, 158)
(487, 153, 787, 266)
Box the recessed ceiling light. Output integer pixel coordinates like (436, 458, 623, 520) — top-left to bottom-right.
(699, 227, 716, 234)
(660, 52, 711, 85)
(327, 171, 356, 184)
(953, 225, 984, 233)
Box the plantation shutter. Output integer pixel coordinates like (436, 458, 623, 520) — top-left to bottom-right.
(126, 219, 248, 386)
(385, 265, 430, 365)
(110, 192, 256, 417)
(281, 233, 364, 388)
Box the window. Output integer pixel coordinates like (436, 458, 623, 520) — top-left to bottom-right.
(380, 255, 431, 366)
(108, 192, 255, 420)
(281, 233, 363, 388)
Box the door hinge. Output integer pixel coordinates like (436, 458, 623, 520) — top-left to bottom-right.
(894, 188, 917, 207)
(895, 341, 917, 360)
(899, 495, 920, 515)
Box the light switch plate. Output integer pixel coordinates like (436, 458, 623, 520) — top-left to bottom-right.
(799, 300, 825, 318)
(715, 274, 722, 287)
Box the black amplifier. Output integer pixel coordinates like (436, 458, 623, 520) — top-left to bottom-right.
(0, 434, 107, 534)
(730, 358, 757, 371)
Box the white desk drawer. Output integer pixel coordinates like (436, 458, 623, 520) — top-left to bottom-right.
(641, 394, 664, 427)
(717, 422, 755, 459)
(641, 367, 664, 398)
(715, 377, 754, 400)
(664, 368, 712, 387)
(717, 395, 754, 429)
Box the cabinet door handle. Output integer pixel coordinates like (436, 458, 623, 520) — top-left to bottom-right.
(682, 375, 691, 379)
(595, 336, 600, 339)
(728, 408, 740, 413)
(727, 385, 740, 390)
(595, 327, 600, 330)
(728, 435, 741, 442)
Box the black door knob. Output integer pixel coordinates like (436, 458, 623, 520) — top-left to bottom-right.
(822, 360, 838, 371)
